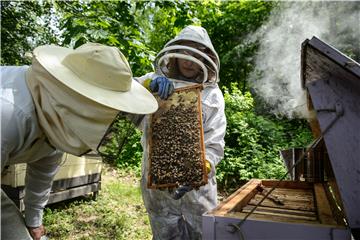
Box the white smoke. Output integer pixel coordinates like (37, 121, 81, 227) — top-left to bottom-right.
(249, 1, 360, 119)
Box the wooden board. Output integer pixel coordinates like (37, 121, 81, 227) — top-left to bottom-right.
(211, 179, 261, 215)
(147, 85, 207, 189)
(314, 183, 337, 225)
(2, 174, 101, 211)
(1, 154, 102, 188)
(210, 179, 345, 227)
(249, 188, 315, 212)
(226, 211, 319, 224)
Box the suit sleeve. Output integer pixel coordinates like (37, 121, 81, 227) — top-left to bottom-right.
(202, 87, 226, 178)
(24, 151, 62, 227)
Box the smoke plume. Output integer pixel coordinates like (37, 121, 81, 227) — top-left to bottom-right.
(249, 1, 360, 119)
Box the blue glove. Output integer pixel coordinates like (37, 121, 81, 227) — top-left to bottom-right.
(171, 185, 193, 200)
(150, 77, 174, 100)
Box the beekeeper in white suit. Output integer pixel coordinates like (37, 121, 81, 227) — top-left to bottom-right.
(136, 25, 226, 239)
(1, 43, 158, 240)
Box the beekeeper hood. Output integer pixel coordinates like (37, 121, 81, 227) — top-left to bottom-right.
(26, 43, 158, 156)
(154, 25, 220, 84)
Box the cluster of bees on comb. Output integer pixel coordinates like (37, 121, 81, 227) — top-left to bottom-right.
(149, 90, 205, 188)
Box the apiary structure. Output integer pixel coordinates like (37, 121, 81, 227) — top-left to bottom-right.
(1, 153, 102, 210)
(202, 36, 360, 240)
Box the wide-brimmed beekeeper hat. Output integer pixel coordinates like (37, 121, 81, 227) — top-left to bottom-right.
(33, 42, 158, 114)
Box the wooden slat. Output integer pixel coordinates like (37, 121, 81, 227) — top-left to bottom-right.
(51, 173, 101, 191)
(327, 179, 344, 211)
(314, 183, 337, 225)
(197, 87, 208, 188)
(323, 181, 347, 225)
(212, 179, 261, 215)
(249, 189, 315, 212)
(242, 208, 317, 221)
(48, 183, 99, 204)
(267, 188, 314, 203)
(244, 205, 317, 218)
(226, 211, 319, 225)
(271, 188, 313, 199)
(261, 180, 313, 189)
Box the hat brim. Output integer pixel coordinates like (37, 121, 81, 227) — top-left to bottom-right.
(34, 45, 158, 114)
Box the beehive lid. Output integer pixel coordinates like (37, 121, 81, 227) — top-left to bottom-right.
(301, 36, 360, 229)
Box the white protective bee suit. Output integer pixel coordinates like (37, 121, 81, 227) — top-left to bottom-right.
(1, 43, 158, 240)
(1, 66, 63, 239)
(137, 26, 226, 240)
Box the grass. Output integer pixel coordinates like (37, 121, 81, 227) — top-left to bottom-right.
(43, 166, 152, 240)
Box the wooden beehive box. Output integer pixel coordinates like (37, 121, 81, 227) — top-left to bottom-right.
(203, 179, 350, 240)
(1, 153, 102, 188)
(203, 37, 360, 239)
(1, 153, 102, 211)
(147, 84, 207, 189)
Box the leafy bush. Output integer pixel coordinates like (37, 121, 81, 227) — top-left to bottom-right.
(216, 86, 313, 190)
(115, 128, 143, 175)
(98, 117, 143, 175)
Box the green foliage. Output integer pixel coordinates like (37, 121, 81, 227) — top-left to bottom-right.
(135, 1, 205, 53)
(1, 1, 59, 65)
(216, 86, 313, 190)
(98, 117, 143, 175)
(320, 1, 360, 62)
(202, 1, 276, 91)
(113, 127, 143, 175)
(54, 1, 154, 76)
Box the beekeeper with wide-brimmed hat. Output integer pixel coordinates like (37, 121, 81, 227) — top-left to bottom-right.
(1, 42, 158, 240)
